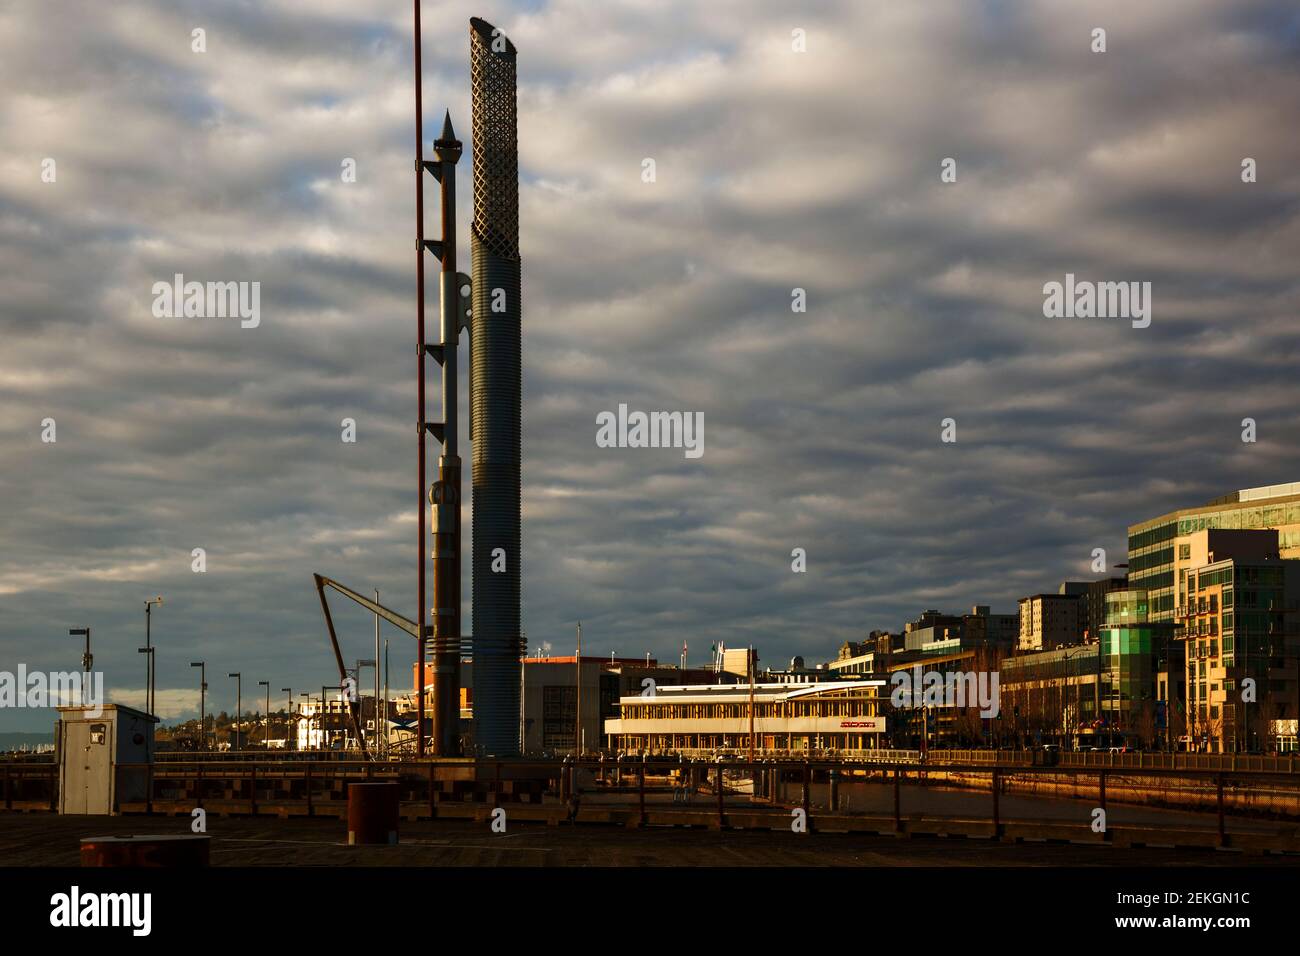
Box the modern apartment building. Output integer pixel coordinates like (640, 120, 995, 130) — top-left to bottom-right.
(1127, 481, 1300, 623)
(1018, 593, 1082, 651)
(1175, 530, 1300, 752)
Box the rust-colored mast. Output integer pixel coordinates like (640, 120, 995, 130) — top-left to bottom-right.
(413, 0, 427, 758)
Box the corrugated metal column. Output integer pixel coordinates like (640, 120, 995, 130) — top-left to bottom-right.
(469, 17, 523, 756)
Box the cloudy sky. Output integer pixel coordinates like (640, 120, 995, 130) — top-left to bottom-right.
(1, 0, 1298, 730)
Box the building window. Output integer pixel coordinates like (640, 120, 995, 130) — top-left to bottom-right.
(542, 685, 576, 749)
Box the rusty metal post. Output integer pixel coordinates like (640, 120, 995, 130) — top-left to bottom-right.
(1217, 774, 1226, 846)
(991, 767, 1000, 837)
(638, 761, 646, 826)
(893, 767, 901, 831)
(716, 761, 725, 827)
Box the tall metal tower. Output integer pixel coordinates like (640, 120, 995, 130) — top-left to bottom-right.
(468, 16, 523, 756)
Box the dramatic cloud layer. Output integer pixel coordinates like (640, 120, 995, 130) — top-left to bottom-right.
(2, 0, 1298, 728)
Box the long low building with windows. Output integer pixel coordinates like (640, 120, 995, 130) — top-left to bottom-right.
(603, 680, 888, 755)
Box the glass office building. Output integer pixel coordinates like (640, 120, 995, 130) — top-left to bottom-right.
(1128, 482, 1300, 623)
(1097, 589, 1178, 743)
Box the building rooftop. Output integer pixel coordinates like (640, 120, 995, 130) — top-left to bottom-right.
(619, 680, 885, 705)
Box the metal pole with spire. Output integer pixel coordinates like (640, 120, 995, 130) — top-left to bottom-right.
(424, 109, 469, 758)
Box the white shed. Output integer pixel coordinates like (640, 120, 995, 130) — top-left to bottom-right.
(56, 704, 156, 814)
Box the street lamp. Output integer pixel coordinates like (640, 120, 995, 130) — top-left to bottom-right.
(144, 596, 163, 717)
(228, 673, 241, 751)
(190, 662, 207, 750)
(282, 688, 292, 750)
(258, 680, 270, 749)
(69, 627, 91, 706)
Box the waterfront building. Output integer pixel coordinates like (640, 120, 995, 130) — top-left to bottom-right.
(1175, 529, 1300, 752)
(1128, 481, 1300, 624)
(603, 681, 888, 756)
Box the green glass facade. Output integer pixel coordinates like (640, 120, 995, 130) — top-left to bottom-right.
(1128, 492, 1300, 623)
(1098, 589, 1176, 738)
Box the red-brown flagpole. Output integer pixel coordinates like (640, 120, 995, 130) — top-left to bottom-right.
(413, 0, 427, 758)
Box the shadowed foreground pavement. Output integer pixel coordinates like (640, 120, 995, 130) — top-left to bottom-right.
(2, 815, 1297, 866)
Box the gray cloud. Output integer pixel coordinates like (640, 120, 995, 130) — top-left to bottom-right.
(2, 0, 1298, 729)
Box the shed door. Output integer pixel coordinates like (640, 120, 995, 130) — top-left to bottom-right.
(61, 722, 88, 814)
(85, 721, 113, 814)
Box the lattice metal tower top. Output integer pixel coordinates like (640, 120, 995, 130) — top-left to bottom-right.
(470, 17, 519, 262)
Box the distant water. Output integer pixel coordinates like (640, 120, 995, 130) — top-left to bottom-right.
(0, 732, 55, 752)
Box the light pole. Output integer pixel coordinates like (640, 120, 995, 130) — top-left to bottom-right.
(575, 621, 582, 757)
(258, 680, 270, 749)
(69, 627, 91, 706)
(144, 596, 163, 717)
(191, 662, 206, 750)
(228, 673, 241, 751)
(282, 688, 292, 750)
(136, 646, 154, 719)
(383, 639, 390, 757)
